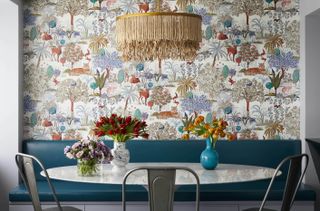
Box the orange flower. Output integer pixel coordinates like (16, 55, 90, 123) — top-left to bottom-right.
(220, 131, 226, 138)
(194, 116, 204, 125)
(219, 119, 228, 128)
(212, 134, 219, 140)
(182, 134, 190, 140)
(227, 133, 237, 141)
(208, 128, 215, 134)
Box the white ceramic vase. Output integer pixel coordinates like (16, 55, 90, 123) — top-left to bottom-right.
(111, 142, 130, 173)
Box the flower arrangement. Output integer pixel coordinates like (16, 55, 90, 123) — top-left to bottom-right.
(64, 138, 113, 176)
(93, 113, 149, 142)
(182, 114, 232, 147)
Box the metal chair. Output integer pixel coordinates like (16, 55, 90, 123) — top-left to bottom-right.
(242, 154, 309, 211)
(15, 153, 82, 211)
(122, 166, 200, 211)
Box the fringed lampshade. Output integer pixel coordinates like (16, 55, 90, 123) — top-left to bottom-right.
(116, 11, 202, 62)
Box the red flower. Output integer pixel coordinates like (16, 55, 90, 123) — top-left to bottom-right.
(100, 116, 107, 123)
(125, 116, 132, 124)
(120, 129, 127, 134)
(95, 122, 102, 127)
(117, 117, 122, 122)
(94, 114, 148, 141)
(95, 131, 105, 137)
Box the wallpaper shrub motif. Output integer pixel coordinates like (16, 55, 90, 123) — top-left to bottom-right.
(23, 0, 300, 140)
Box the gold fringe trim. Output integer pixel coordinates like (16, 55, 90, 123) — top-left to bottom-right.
(116, 12, 202, 20)
(116, 12, 202, 61)
(118, 40, 200, 61)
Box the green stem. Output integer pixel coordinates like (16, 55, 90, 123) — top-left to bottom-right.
(77, 159, 98, 176)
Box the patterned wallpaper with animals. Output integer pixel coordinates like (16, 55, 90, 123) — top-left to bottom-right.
(23, 0, 300, 141)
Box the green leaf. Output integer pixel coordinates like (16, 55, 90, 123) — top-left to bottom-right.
(205, 26, 213, 40)
(30, 26, 38, 41)
(292, 69, 300, 83)
(30, 113, 37, 128)
(117, 69, 125, 84)
(222, 65, 229, 79)
(134, 109, 142, 120)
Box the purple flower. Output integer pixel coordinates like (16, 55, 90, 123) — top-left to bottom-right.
(181, 94, 212, 114)
(268, 51, 298, 70)
(229, 69, 236, 77)
(92, 51, 123, 71)
(64, 139, 113, 162)
(24, 95, 36, 113)
(24, 9, 37, 26)
(64, 146, 71, 154)
(194, 8, 212, 25)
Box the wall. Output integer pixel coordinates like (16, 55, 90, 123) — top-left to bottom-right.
(0, 1, 20, 210)
(302, 0, 320, 188)
(22, 0, 301, 141)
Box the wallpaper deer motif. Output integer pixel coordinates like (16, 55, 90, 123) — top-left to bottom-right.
(23, 0, 300, 140)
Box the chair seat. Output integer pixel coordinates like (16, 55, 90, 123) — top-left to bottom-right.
(242, 208, 277, 211)
(9, 180, 316, 202)
(42, 206, 82, 211)
(43, 206, 82, 211)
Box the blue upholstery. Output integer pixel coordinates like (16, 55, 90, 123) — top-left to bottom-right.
(9, 139, 316, 202)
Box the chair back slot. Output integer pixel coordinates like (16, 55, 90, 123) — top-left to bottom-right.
(148, 169, 176, 211)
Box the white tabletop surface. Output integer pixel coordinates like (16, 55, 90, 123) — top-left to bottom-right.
(42, 163, 279, 185)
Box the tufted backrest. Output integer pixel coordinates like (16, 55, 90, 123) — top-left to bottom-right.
(22, 140, 301, 181)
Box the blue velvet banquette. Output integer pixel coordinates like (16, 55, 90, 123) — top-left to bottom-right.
(9, 140, 316, 211)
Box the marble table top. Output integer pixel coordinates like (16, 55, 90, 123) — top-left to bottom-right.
(42, 163, 279, 185)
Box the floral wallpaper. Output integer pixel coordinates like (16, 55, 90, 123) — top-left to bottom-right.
(23, 0, 300, 140)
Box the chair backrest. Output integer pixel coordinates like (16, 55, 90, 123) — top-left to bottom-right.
(15, 153, 62, 211)
(122, 166, 200, 211)
(259, 153, 309, 211)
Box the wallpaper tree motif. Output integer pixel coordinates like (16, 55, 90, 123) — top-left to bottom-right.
(23, 0, 300, 140)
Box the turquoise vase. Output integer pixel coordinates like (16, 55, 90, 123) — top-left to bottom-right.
(200, 138, 219, 170)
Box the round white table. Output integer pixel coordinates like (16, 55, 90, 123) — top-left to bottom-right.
(41, 163, 279, 185)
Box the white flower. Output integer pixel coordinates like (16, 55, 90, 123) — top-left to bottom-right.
(76, 151, 84, 159)
(66, 152, 74, 159)
(89, 145, 94, 151)
(83, 139, 90, 145)
(72, 142, 80, 149)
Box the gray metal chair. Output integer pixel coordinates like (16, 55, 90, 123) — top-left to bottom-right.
(242, 154, 309, 211)
(122, 166, 200, 211)
(15, 153, 82, 211)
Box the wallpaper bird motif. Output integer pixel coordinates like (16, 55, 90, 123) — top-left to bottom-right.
(23, 0, 300, 141)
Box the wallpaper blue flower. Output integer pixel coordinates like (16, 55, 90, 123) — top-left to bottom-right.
(23, 0, 300, 140)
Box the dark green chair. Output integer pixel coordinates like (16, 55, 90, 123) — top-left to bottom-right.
(15, 153, 82, 211)
(122, 166, 200, 211)
(242, 154, 309, 211)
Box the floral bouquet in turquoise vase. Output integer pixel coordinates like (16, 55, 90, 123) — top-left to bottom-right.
(64, 138, 113, 176)
(182, 115, 235, 169)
